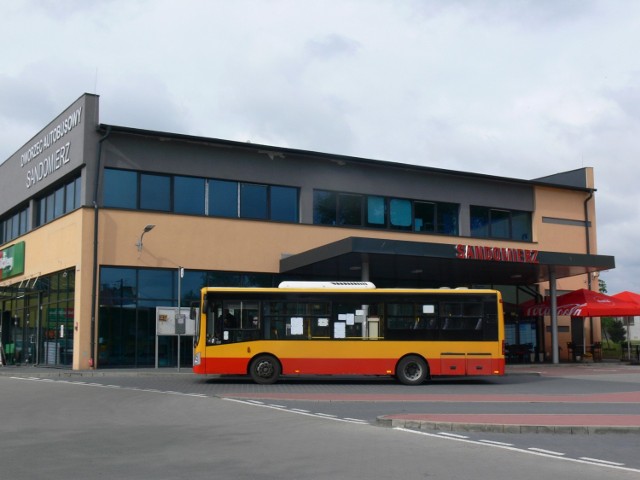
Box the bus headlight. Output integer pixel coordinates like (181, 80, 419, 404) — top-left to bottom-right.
(194, 352, 201, 366)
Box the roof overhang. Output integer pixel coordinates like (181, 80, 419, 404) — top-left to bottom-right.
(280, 237, 615, 286)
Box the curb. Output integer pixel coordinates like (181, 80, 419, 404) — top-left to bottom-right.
(0, 368, 196, 378)
(376, 416, 640, 435)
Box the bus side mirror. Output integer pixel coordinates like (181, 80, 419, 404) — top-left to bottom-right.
(190, 301, 199, 320)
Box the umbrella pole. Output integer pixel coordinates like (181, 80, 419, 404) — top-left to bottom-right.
(550, 269, 559, 364)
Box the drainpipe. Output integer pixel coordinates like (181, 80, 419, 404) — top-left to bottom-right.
(584, 191, 594, 346)
(89, 126, 111, 369)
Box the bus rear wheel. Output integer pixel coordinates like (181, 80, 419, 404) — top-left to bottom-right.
(396, 355, 428, 385)
(249, 354, 281, 384)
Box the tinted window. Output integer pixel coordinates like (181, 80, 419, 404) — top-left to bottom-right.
(512, 211, 532, 241)
(338, 193, 362, 226)
(45, 193, 55, 223)
(414, 201, 435, 232)
(314, 190, 337, 225)
(367, 196, 385, 227)
(491, 209, 510, 239)
(138, 269, 173, 301)
(19, 209, 29, 235)
(174, 176, 205, 215)
(437, 203, 459, 235)
(99, 267, 138, 302)
(140, 173, 170, 211)
(209, 180, 238, 217)
(470, 206, 489, 237)
(389, 198, 412, 230)
(104, 169, 137, 208)
(240, 183, 267, 219)
(65, 181, 75, 213)
(270, 186, 298, 222)
(74, 177, 82, 208)
(54, 187, 65, 218)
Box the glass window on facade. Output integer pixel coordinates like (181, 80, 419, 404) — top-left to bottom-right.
(140, 173, 171, 211)
(180, 270, 209, 304)
(98, 267, 174, 368)
(174, 176, 205, 215)
(45, 193, 55, 223)
(138, 269, 174, 305)
(240, 183, 268, 219)
(0, 269, 75, 368)
(389, 198, 412, 230)
(470, 206, 531, 241)
(97, 267, 281, 368)
(104, 169, 137, 208)
(436, 203, 459, 235)
(470, 206, 489, 237)
(512, 211, 532, 241)
(270, 186, 298, 222)
(490, 209, 511, 239)
(367, 196, 386, 228)
(75, 177, 82, 208)
(209, 179, 238, 217)
(414, 201, 435, 232)
(29, 176, 82, 229)
(313, 190, 337, 225)
(37, 198, 46, 227)
(54, 187, 65, 218)
(338, 193, 363, 226)
(65, 180, 76, 213)
(11, 214, 19, 239)
(313, 189, 459, 236)
(19, 209, 28, 235)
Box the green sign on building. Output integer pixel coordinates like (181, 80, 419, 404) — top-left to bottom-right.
(0, 241, 25, 280)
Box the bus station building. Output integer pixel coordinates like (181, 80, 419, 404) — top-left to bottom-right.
(0, 93, 615, 369)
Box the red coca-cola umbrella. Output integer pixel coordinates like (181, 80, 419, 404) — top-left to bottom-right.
(524, 288, 640, 317)
(612, 290, 640, 307)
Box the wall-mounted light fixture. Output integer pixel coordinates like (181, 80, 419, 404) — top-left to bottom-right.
(136, 224, 156, 252)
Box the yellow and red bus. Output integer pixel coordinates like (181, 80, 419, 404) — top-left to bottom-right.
(193, 281, 505, 384)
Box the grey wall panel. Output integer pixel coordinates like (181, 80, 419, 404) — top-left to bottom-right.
(0, 94, 99, 214)
(101, 132, 535, 224)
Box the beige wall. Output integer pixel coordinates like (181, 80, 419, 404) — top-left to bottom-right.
(534, 186, 597, 253)
(3, 208, 95, 369)
(533, 181, 602, 355)
(99, 210, 465, 273)
(3, 176, 603, 369)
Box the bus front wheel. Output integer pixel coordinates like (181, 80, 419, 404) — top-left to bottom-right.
(249, 354, 281, 384)
(396, 355, 428, 385)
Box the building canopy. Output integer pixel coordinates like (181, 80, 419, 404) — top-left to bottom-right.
(280, 237, 615, 287)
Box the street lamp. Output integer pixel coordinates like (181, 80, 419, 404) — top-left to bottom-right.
(136, 224, 156, 252)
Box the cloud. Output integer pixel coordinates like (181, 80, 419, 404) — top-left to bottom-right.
(1, 0, 640, 294)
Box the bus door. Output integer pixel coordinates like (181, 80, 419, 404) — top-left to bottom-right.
(210, 301, 260, 344)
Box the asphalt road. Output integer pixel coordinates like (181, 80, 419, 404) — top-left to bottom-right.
(1, 363, 639, 478)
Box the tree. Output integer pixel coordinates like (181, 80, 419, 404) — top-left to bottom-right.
(605, 318, 627, 345)
(598, 279, 607, 294)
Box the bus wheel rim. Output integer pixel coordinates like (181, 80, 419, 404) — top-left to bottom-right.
(256, 360, 274, 378)
(404, 362, 422, 380)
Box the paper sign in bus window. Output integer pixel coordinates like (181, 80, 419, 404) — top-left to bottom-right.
(290, 317, 304, 335)
(334, 322, 346, 339)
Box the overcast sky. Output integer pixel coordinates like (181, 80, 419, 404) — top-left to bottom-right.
(1, 0, 639, 295)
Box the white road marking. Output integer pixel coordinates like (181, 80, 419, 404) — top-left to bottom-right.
(395, 427, 639, 474)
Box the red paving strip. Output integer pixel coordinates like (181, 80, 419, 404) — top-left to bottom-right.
(382, 413, 640, 427)
(224, 390, 640, 403)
